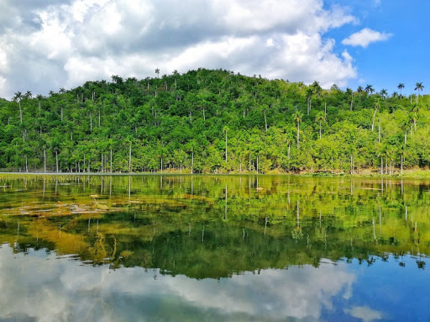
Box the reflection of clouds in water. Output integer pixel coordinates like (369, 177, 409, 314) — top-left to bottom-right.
(344, 306, 383, 322)
(0, 245, 355, 321)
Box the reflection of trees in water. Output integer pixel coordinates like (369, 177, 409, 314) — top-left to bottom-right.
(1, 175, 430, 277)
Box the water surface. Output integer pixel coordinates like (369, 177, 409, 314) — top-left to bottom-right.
(0, 175, 429, 321)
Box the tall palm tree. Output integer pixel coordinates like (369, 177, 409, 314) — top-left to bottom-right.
(13, 91, 23, 124)
(292, 110, 303, 148)
(315, 112, 325, 139)
(155, 68, 160, 78)
(223, 126, 229, 162)
(380, 89, 388, 100)
(365, 84, 373, 94)
(346, 88, 354, 111)
(306, 88, 313, 115)
(397, 83, 405, 98)
(415, 82, 424, 103)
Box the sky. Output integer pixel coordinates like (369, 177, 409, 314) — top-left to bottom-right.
(0, 0, 428, 99)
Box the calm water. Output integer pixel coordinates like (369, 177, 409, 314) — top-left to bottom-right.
(0, 175, 430, 322)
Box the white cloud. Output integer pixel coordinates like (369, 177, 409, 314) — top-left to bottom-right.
(345, 306, 383, 322)
(0, 0, 358, 98)
(342, 28, 392, 48)
(0, 245, 356, 321)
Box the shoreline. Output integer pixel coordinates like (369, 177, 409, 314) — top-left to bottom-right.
(1, 169, 430, 179)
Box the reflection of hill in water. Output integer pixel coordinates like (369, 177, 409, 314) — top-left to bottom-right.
(0, 175, 429, 278)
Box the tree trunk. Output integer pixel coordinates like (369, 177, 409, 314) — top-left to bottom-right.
(371, 108, 377, 131)
(297, 122, 300, 149)
(19, 102, 22, 124)
(191, 150, 194, 174)
(257, 155, 259, 174)
(110, 148, 113, 173)
(264, 110, 267, 133)
(225, 131, 228, 162)
(378, 118, 381, 143)
(319, 121, 322, 139)
(56, 151, 59, 173)
(43, 148, 46, 173)
(129, 142, 132, 173)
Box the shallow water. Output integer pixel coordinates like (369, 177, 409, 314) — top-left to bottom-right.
(0, 175, 429, 321)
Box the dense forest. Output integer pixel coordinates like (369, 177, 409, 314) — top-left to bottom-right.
(0, 69, 428, 173)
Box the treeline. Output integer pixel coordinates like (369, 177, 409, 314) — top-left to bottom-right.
(0, 69, 429, 173)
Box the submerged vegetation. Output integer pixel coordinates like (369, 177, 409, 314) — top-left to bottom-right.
(0, 69, 429, 174)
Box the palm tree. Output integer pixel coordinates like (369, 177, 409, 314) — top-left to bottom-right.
(415, 82, 424, 103)
(223, 126, 229, 162)
(292, 110, 303, 148)
(13, 91, 23, 124)
(315, 112, 325, 139)
(306, 88, 313, 115)
(155, 68, 160, 78)
(36, 94, 43, 113)
(397, 83, 405, 98)
(365, 84, 373, 94)
(411, 104, 419, 131)
(380, 89, 388, 100)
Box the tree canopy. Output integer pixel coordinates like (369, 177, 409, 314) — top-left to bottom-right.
(0, 69, 428, 174)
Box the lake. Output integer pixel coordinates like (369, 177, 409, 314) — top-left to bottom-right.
(0, 175, 429, 321)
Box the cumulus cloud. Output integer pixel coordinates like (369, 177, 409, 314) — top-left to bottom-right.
(0, 0, 358, 98)
(0, 245, 356, 321)
(342, 28, 392, 48)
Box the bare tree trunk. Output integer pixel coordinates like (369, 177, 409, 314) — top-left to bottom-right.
(191, 150, 194, 174)
(378, 118, 381, 143)
(264, 110, 267, 133)
(56, 151, 59, 173)
(297, 122, 300, 149)
(129, 142, 132, 173)
(225, 131, 228, 162)
(372, 108, 377, 131)
(19, 102, 22, 124)
(110, 148, 113, 173)
(43, 148, 46, 173)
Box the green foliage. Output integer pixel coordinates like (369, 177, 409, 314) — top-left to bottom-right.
(0, 69, 428, 174)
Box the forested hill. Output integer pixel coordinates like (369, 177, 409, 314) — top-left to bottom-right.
(0, 69, 429, 174)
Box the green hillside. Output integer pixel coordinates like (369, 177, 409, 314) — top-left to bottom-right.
(0, 69, 428, 173)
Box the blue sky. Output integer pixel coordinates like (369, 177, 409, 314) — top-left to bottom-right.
(0, 0, 427, 98)
(325, 0, 430, 95)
